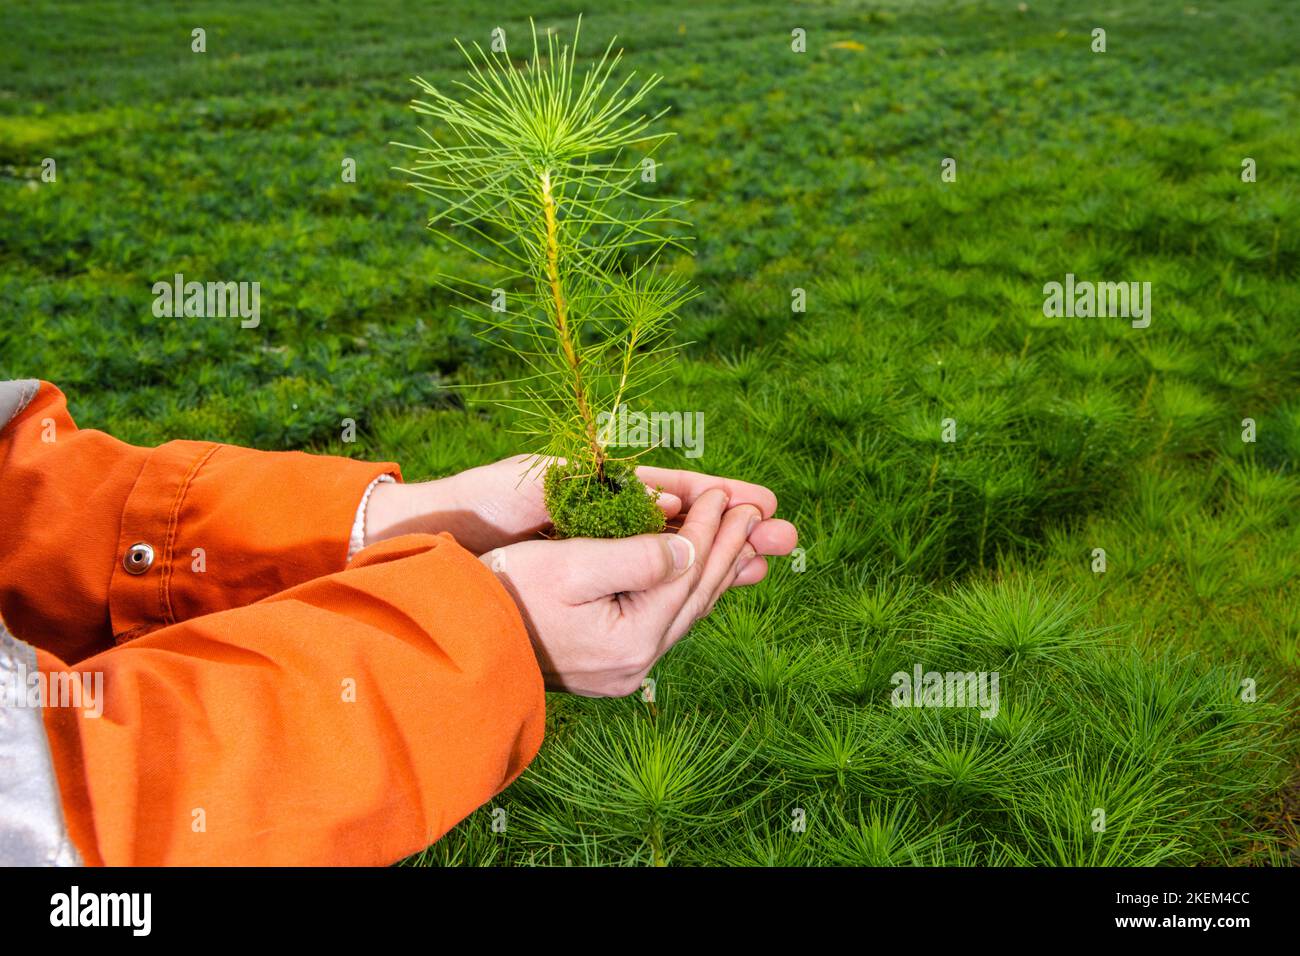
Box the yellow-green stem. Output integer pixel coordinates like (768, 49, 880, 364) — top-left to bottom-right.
(540, 168, 605, 481)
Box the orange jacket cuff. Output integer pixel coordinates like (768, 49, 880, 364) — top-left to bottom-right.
(109, 441, 401, 643)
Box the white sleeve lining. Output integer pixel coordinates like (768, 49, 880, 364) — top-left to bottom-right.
(348, 474, 397, 562)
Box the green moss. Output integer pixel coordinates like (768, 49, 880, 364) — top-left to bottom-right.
(544, 459, 666, 539)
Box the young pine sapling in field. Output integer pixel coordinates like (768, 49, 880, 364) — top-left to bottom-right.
(396, 21, 695, 538)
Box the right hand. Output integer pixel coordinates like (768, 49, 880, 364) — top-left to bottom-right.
(479, 489, 759, 697)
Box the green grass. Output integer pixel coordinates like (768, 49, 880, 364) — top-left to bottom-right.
(2, 0, 1297, 865)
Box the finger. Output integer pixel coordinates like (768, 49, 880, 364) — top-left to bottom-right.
(626, 487, 731, 629)
(698, 506, 761, 613)
(734, 554, 769, 587)
(666, 487, 730, 592)
(559, 532, 697, 603)
(663, 503, 759, 646)
(634, 466, 777, 520)
(654, 490, 683, 520)
(696, 504, 761, 606)
(749, 518, 798, 556)
(704, 544, 756, 615)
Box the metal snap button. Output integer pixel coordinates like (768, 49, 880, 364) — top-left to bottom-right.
(124, 542, 155, 575)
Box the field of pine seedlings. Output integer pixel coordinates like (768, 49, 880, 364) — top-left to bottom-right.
(2, 0, 1297, 866)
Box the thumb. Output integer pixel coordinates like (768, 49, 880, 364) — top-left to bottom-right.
(561, 533, 695, 603)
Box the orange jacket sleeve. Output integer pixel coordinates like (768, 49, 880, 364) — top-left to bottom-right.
(0, 380, 546, 865)
(36, 534, 545, 866)
(0, 381, 402, 663)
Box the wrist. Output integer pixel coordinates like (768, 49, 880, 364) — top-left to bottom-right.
(364, 478, 457, 546)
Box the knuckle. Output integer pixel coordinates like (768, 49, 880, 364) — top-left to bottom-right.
(686, 554, 708, 589)
(645, 536, 672, 578)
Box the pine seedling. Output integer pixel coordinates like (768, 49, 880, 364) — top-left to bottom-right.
(395, 20, 695, 537)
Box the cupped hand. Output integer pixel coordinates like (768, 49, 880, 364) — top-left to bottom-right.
(479, 489, 758, 696)
(365, 454, 797, 584)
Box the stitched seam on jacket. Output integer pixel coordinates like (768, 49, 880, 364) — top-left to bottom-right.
(160, 444, 220, 626)
(109, 440, 157, 645)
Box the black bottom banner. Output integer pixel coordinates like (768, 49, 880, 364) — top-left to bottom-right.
(0, 865, 1290, 942)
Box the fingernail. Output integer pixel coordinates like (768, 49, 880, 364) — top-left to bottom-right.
(733, 546, 756, 576)
(747, 511, 760, 536)
(666, 535, 695, 576)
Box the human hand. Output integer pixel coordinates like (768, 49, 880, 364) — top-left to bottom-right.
(479, 489, 758, 696)
(363, 455, 797, 585)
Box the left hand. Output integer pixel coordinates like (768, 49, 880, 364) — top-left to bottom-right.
(363, 454, 797, 587)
